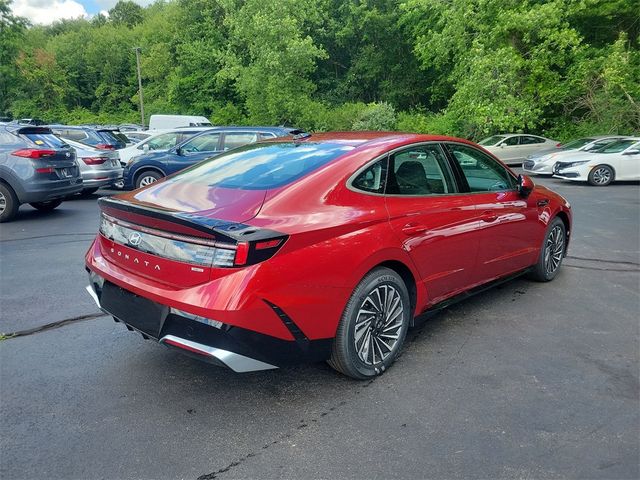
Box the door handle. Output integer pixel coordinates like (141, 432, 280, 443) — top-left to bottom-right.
(481, 210, 498, 222)
(401, 223, 428, 235)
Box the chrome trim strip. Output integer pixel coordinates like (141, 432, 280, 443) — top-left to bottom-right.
(159, 335, 278, 373)
(85, 284, 101, 308)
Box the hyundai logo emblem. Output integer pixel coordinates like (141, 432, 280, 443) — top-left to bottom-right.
(65, 152, 70, 157)
(128, 232, 142, 247)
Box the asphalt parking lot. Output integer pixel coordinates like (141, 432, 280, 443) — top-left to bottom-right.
(1, 174, 638, 480)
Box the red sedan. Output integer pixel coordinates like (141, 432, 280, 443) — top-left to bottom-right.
(85, 132, 572, 379)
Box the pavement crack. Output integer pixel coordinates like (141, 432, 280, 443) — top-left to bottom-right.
(1, 313, 107, 338)
(195, 386, 360, 479)
(0, 233, 96, 243)
(565, 255, 639, 267)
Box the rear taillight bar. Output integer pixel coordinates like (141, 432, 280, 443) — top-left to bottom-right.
(100, 213, 287, 268)
(95, 144, 115, 150)
(83, 157, 108, 165)
(13, 148, 56, 159)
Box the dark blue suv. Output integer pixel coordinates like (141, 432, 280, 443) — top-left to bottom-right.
(123, 126, 301, 189)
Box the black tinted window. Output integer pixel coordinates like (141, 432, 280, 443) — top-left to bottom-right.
(352, 158, 387, 194)
(387, 144, 455, 195)
(170, 142, 353, 190)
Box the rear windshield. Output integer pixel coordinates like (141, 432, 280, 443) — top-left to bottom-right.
(23, 133, 69, 149)
(562, 138, 594, 150)
(170, 142, 355, 190)
(98, 130, 125, 146)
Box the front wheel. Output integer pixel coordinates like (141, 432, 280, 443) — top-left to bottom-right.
(528, 217, 566, 282)
(29, 199, 62, 212)
(136, 170, 162, 189)
(328, 267, 411, 379)
(588, 165, 614, 186)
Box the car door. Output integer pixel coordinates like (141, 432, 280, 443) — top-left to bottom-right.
(382, 143, 481, 305)
(519, 135, 546, 158)
(615, 142, 640, 180)
(495, 135, 521, 163)
(445, 142, 540, 283)
(169, 131, 222, 174)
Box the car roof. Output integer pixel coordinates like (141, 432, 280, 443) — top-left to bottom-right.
(205, 126, 301, 134)
(266, 131, 477, 149)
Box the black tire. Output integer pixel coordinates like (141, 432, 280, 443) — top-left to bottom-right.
(80, 187, 100, 196)
(0, 183, 19, 223)
(135, 170, 162, 189)
(29, 199, 63, 211)
(528, 217, 566, 282)
(328, 267, 411, 379)
(588, 165, 614, 186)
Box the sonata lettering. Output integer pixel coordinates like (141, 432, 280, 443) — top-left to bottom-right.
(109, 247, 161, 271)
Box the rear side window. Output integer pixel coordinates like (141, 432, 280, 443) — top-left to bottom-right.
(520, 136, 545, 144)
(170, 142, 354, 190)
(23, 133, 69, 148)
(352, 157, 388, 194)
(387, 144, 456, 195)
(61, 129, 88, 141)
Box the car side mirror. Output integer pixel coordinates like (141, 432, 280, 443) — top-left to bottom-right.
(622, 148, 640, 156)
(175, 147, 183, 156)
(142, 144, 149, 153)
(518, 174, 534, 197)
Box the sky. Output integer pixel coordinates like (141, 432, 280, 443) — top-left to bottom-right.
(10, 0, 153, 25)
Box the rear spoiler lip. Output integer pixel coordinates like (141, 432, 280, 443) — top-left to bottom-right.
(98, 196, 283, 243)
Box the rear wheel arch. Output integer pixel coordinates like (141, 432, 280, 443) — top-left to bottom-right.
(375, 260, 417, 322)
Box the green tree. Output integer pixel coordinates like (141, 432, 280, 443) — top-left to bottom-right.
(0, 0, 28, 115)
(109, 0, 144, 28)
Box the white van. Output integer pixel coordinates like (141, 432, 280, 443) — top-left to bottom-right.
(148, 115, 213, 130)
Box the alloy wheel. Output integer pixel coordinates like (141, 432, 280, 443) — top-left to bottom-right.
(591, 167, 611, 185)
(0, 191, 5, 215)
(139, 175, 157, 187)
(544, 225, 564, 276)
(354, 284, 404, 365)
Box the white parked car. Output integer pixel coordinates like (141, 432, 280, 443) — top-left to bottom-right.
(523, 136, 630, 175)
(148, 114, 212, 130)
(118, 127, 213, 166)
(478, 134, 559, 165)
(553, 138, 640, 186)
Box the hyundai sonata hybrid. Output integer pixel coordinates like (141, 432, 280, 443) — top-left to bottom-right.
(85, 132, 572, 379)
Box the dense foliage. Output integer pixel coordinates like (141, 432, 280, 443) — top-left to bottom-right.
(1, 0, 638, 140)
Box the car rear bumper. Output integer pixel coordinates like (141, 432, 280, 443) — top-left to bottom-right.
(81, 169, 123, 188)
(85, 272, 332, 371)
(18, 177, 84, 203)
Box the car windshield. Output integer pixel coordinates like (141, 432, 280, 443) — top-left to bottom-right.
(595, 139, 638, 153)
(562, 138, 594, 150)
(170, 142, 354, 190)
(479, 135, 505, 146)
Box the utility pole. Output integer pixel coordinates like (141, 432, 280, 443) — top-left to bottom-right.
(133, 47, 145, 128)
